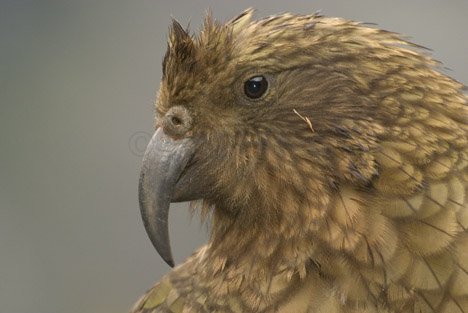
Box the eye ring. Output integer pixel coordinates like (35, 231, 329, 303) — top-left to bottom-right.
(243, 75, 268, 99)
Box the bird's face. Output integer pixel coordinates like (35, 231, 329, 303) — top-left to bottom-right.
(139, 10, 394, 266)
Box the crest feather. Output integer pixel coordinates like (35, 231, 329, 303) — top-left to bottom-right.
(228, 8, 255, 36)
(168, 18, 192, 48)
(163, 18, 196, 81)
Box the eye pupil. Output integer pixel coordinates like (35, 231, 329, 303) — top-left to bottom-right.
(244, 76, 268, 99)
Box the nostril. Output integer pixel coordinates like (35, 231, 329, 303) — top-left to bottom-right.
(162, 106, 193, 138)
(171, 116, 182, 126)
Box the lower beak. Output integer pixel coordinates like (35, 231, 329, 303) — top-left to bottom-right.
(138, 128, 196, 267)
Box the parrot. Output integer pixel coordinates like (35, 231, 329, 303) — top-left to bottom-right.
(132, 8, 468, 313)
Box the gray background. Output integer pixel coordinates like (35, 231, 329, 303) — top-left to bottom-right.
(0, 1, 467, 312)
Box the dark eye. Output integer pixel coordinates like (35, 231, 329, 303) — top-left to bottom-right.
(244, 75, 268, 99)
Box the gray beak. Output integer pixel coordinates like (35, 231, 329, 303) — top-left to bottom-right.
(138, 128, 196, 267)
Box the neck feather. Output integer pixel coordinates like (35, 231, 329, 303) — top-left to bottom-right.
(203, 182, 332, 281)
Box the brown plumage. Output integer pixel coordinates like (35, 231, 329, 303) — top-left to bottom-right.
(133, 9, 468, 313)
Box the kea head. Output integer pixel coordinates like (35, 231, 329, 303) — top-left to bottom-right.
(139, 9, 467, 268)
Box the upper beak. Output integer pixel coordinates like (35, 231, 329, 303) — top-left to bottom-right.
(138, 128, 202, 267)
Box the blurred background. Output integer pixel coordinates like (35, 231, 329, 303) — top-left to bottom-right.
(0, 1, 467, 312)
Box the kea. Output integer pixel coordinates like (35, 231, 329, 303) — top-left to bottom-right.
(133, 9, 468, 313)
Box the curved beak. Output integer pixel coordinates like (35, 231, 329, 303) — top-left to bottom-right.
(138, 128, 199, 267)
